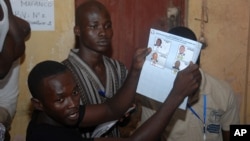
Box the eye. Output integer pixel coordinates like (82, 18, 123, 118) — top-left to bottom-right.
(104, 22, 112, 29)
(88, 24, 99, 29)
(72, 90, 79, 96)
(56, 98, 64, 103)
(72, 86, 80, 96)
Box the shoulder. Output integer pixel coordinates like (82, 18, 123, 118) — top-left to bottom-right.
(199, 69, 238, 106)
(200, 69, 233, 93)
(199, 70, 240, 121)
(104, 57, 128, 82)
(104, 56, 127, 70)
(103, 56, 128, 76)
(199, 69, 239, 112)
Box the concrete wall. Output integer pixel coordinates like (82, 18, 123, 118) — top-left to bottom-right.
(9, 0, 75, 140)
(188, 0, 249, 123)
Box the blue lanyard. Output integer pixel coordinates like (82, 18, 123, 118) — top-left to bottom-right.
(187, 94, 207, 140)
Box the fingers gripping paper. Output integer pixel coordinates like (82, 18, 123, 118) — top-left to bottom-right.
(136, 28, 202, 110)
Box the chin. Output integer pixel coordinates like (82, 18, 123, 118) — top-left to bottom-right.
(63, 121, 78, 127)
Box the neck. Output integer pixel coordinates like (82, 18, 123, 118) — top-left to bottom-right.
(77, 48, 104, 69)
(36, 111, 63, 127)
(76, 47, 107, 86)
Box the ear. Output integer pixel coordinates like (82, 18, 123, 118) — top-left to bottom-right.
(74, 26, 80, 36)
(31, 98, 44, 111)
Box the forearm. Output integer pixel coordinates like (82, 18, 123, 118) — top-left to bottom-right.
(128, 63, 201, 140)
(129, 90, 184, 141)
(81, 69, 142, 127)
(81, 48, 150, 127)
(104, 48, 151, 120)
(222, 130, 230, 141)
(105, 69, 141, 119)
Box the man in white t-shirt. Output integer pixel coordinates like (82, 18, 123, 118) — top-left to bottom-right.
(0, 0, 30, 140)
(139, 26, 240, 141)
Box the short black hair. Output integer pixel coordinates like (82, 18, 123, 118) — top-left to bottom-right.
(168, 26, 197, 41)
(27, 60, 68, 99)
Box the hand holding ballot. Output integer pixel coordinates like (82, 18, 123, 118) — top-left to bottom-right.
(136, 28, 202, 109)
(170, 62, 201, 100)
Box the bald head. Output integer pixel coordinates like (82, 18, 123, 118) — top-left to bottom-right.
(75, 0, 110, 26)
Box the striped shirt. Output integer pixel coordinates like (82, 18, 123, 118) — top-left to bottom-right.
(62, 49, 127, 138)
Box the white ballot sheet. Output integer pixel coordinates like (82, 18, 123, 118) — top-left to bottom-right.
(136, 28, 202, 110)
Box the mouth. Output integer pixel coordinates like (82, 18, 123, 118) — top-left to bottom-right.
(97, 39, 110, 46)
(67, 111, 79, 121)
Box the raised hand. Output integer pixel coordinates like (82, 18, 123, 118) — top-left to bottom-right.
(130, 47, 151, 72)
(171, 62, 201, 100)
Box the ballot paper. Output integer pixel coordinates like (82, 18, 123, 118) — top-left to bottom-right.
(136, 28, 202, 110)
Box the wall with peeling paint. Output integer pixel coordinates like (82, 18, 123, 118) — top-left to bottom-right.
(9, 0, 75, 140)
(188, 0, 249, 123)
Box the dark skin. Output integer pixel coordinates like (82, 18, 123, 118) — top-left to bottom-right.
(74, 0, 136, 124)
(0, 0, 30, 140)
(32, 70, 81, 127)
(0, 0, 30, 79)
(74, 0, 113, 87)
(222, 131, 229, 141)
(31, 46, 201, 141)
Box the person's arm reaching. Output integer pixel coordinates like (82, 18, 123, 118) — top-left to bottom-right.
(95, 62, 201, 141)
(128, 62, 201, 141)
(80, 47, 152, 127)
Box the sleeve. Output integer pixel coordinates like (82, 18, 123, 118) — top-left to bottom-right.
(109, 58, 128, 85)
(118, 61, 128, 84)
(27, 123, 94, 141)
(0, 60, 20, 119)
(76, 105, 86, 127)
(220, 84, 240, 131)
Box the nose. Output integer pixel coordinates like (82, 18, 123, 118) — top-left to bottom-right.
(98, 25, 106, 36)
(67, 97, 77, 108)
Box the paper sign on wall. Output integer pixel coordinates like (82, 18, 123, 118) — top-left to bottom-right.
(10, 0, 55, 31)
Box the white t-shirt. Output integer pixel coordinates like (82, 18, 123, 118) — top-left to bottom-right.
(139, 69, 240, 141)
(0, 59, 20, 119)
(0, 0, 9, 52)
